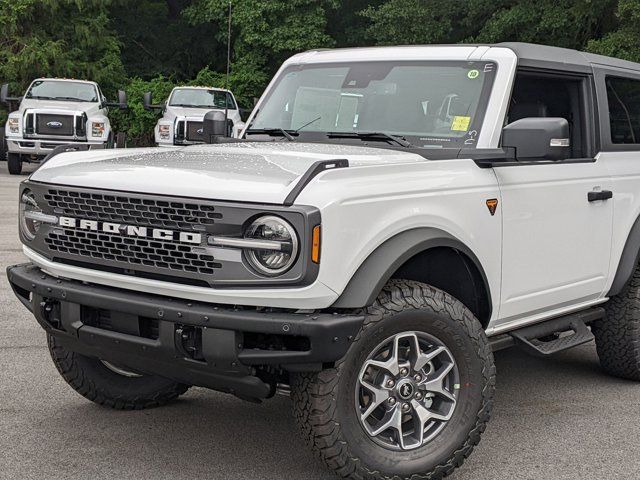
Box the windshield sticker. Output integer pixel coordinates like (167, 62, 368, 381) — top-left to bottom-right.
(467, 69, 480, 79)
(451, 116, 471, 131)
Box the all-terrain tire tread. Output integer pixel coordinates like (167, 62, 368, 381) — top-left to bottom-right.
(593, 265, 640, 381)
(47, 335, 189, 410)
(291, 279, 496, 480)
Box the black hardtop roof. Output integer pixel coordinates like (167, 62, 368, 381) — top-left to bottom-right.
(496, 42, 640, 74)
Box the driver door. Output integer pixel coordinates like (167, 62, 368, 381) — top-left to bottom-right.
(494, 70, 613, 329)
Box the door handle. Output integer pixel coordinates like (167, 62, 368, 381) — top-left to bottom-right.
(588, 190, 613, 202)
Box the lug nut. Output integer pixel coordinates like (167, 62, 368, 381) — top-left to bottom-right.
(413, 374, 422, 382)
(388, 397, 396, 406)
(400, 367, 409, 376)
(401, 403, 411, 413)
(386, 379, 395, 388)
(415, 392, 423, 400)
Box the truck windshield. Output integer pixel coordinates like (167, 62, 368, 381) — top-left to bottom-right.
(169, 89, 236, 109)
(250, 61, 497, 148)
(25, 80, 98, 102)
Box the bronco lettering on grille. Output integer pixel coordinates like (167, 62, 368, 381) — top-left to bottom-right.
(58, 216, 202, 244)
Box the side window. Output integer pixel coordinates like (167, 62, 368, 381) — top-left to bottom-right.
(507, 72, 588, 159)
(605, 76, 640, 144)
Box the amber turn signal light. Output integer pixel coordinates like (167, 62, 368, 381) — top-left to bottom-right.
(312, 225, 321, 264)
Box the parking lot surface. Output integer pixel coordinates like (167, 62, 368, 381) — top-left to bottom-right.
(1, 164, 639, 480)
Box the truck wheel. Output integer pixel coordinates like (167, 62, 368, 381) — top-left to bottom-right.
(47, 334, 189, 410)
(291, 280, 495, 480)
(115, 132, 126, 148)
(0, 130, 6, 161)
(593, 266, 640, 381)
(7, 153, 22, 175)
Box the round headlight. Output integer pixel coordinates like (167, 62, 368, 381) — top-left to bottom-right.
(19, 189, 42, 241)
(244, 215, 299, 276)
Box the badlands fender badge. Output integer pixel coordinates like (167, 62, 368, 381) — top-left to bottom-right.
(486, 198, 498, 216)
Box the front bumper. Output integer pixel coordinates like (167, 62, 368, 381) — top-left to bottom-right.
(6, 137, 106, 157)
(7, 264, 363, 399)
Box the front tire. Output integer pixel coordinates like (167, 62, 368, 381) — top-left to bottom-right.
(593, 266, 640, 381)
(48, 335, 189, 410)
(291, 280, 495, 480)
(7, 152, 22, 174)
(0, 130, 6, 161)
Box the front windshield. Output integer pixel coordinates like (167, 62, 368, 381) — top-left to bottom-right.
(169, 89, 236, 109)
(25, 80, 98, 102)
(251, 61, 497, 148)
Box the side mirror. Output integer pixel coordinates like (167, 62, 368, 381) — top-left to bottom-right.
(117, 90, 127, 110)
(143, 91, 153, 111)
(106, 90, 128, 110)
(502, 117, 570, 161)
(203, 110, 231, 143)
(0, 84, 8, 105)
(143, 91, 164, 111)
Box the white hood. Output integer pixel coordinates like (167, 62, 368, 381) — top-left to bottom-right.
(19, 98, 99, 114)
(30, 143, 427, 204)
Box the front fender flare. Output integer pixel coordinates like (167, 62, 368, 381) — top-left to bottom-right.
(330, 228, 491, 311)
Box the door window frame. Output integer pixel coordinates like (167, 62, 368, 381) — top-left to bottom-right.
(498, 67, 599, 163)
(595, 66, 640, 152)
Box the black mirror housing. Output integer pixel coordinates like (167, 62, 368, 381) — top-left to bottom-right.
(0, 83, 8, 105)
(143, 91, 153, 111)
(502, 117, 570, 161)
(203, 110, 231, 143)
(117, 90, 127, 110)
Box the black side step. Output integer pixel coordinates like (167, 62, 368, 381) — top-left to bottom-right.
(490, 307, 604, 355)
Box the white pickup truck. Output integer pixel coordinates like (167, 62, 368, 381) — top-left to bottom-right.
(144, 86, 244, 146)
(8, 43, 640, 480)
(1, 78, 127, 174)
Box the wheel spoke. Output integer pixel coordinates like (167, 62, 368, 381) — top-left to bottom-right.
(368, 403, 403, 437)
(422, 362, 456, 401)
(413, 345, 446, 372)
(359, 379, 390, 421)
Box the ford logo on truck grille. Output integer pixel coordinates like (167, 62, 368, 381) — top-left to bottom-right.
(47, 121, 63, 129)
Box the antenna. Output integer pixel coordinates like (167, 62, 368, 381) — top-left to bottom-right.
(224, 0, 232, 134)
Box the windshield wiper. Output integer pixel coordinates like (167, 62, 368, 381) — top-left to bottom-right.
(245, 128, 296, 141)
(171, 103, 215, 108)
(56, 96, 91, 102)
(327, 131, 412, 147)
(27, 95, 58, 100)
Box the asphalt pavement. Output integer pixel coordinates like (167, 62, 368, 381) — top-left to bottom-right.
(1, 163, 639, 480)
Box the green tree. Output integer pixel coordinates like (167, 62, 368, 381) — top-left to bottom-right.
(184, 0, 338, 100)
(587, 0, 640, 62)
(0, 0, 126, 95)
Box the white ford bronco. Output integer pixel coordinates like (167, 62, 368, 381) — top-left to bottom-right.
(144, 86, 244, 146)
(8, 43, 640, 479)
(1, 78, 127, 175)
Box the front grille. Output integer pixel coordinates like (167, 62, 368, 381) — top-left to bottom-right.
(42, 188, 226, 283)
(36, 114, 75, 136)
(186, 121, 204, 142)
(44, 189, 223, 230)
(45, 227, 221, 276)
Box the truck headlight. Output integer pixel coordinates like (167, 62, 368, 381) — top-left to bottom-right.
(8, 118, 19, 134)
(19, 190, 42, 241)
(91, 122, 105, 137)
(243, 215, 299, 276)
(159, 124, 171, 140)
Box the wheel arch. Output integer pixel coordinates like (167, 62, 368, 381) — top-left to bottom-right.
(331, 228, 493, 327)
(609, 213, 640, 297)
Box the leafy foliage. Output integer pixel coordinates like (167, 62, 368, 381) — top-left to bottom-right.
(0, 0, 639, 144)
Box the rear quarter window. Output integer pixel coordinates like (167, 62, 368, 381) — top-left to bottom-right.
(606, 76, 640, 144)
